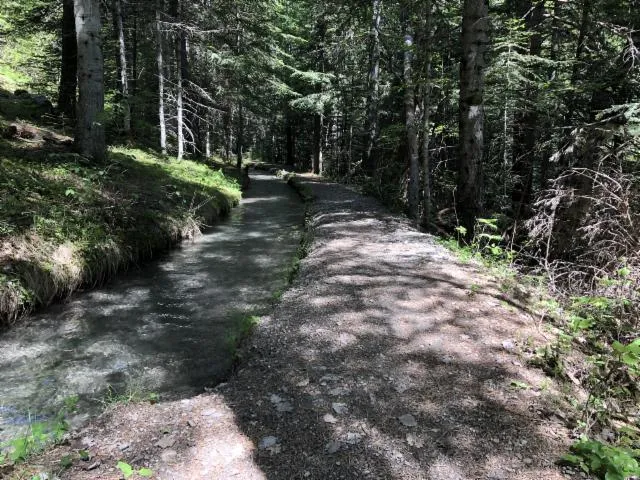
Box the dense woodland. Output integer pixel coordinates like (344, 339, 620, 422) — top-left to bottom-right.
(1, 0, 640, 474)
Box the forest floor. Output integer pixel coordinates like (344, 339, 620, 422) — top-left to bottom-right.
(21, 175, 585, 480)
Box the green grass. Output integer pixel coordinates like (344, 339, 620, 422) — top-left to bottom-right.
(0, 65, 28, 92)
(0, 139, 242, 326)
(225, 311, 261, 363)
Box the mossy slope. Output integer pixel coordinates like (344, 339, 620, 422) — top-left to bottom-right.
(0, 142, 242, 327)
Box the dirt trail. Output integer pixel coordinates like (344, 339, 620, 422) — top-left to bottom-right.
(28, 176, 576, 480)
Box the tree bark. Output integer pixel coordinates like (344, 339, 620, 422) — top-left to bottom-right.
(175, 32, 184, 160)
(403, 5, 420, 220)
(131, 7, 138, 96)
(236, 104, 244, 169)
(313, 113, 323, 174)
(312, 15, 326, 175)
(112, 0, 131, 134)
(223, 104, 232, 163)
(564, 0, 591, 128)
(59, 0, 77, 119)
(172, 0, 184, 160)
(420, 0, 433, 228)
(74, 0, 105, 161)
(363, 0, 382, 174)
(156, 5, 167, 154)
(511, 0, 544, 221)
(457, 0, 489, 240)
(285, 112, 295, 167)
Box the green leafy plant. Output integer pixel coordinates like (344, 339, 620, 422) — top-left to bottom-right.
(117, 461, 153, 479)
(0, 395, 78, 464)
(451, 218, 514, 265)
(562, 438, 640, 480)
(509, 380, 530, 390)
(467, 283, 481, 296)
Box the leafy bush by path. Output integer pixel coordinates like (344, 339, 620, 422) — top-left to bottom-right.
(0, 143, 241, 327)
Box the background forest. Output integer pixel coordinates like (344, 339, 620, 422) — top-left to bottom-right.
(0, 0, 639, 476)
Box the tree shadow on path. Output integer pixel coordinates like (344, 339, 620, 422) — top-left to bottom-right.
(218, 177, 571, 480)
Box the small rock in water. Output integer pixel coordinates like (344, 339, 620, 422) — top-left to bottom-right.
(332, 402, 348, 415)
(394, 384, 409, 393)
(324, 413, 338, 424)
(270, 393, 294, 413)
(276, 401, 294, 413)
(328, 387, 351, 396)
(406, 433, 424, 448)
(398, 414, 418, 427)
(319, 374, 341, 383)
(325, 440, 341, 454)
(259, 436, 278, 450)
(296, 378, 310, 387)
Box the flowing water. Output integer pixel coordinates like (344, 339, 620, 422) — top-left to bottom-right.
(0, 173, 304, 442)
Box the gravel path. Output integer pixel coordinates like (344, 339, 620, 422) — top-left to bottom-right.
(28, 175, 575, 480)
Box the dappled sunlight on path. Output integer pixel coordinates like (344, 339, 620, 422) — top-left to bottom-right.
(217, 176, 571, 480)
(26, 175, 572, 480)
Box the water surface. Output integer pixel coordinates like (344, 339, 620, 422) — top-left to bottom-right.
(0, 173, 304, 441)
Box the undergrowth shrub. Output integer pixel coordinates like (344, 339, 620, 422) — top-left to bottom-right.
(527, 147, 640, 473)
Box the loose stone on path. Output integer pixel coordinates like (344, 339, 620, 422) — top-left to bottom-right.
(398, 414, 418, 427)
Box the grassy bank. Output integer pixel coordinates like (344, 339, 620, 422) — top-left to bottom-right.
(0, 140, 242, 327)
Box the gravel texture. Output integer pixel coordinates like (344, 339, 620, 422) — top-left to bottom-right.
(26, 175, 578, 480)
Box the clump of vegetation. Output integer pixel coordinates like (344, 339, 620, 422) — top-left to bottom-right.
(116, 461, 153, 479)
(562, 438, 640, 480)
(0, 140, 241, 327)
(443, 215, 640, 479)
(226, 311, 261, 364)
(0, 396, 78, 466)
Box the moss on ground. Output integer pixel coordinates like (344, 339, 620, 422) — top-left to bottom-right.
(0, 139, 242, 327)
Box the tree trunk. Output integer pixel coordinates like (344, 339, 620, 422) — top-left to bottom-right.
(312, 15, 326, 175)
(564, 0, 591, 129)
(156, 5, 167, 154)
(205, 113, 211, 159)
(236, 104, 244, 169)
(175, 32, 184, 160)
(511, 1, 544, 221)
(59, 0, 77, 119)
(313, 113, 323, 174)
(420, 0, 433, 228)
(403, 5, 420, 220)
(131, 7, 138, 96)
(457, 0, 489, 240)
(74, 0, 105, 161)
(112, 0, 131, 134)
(224, 104, 232, 163)
(286, 112, 295, 167)
(173, 0, 184, 160)
(363, 0, 382, 174)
